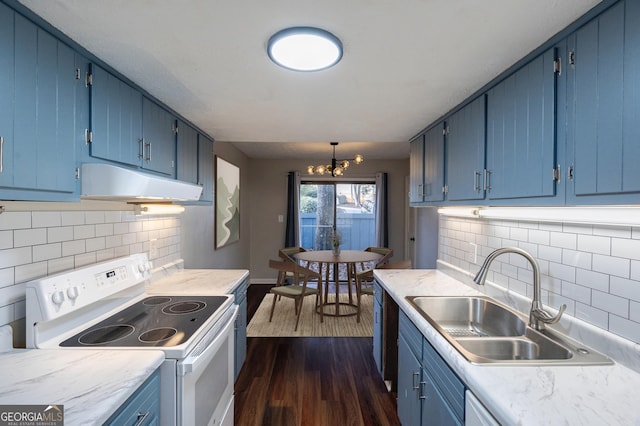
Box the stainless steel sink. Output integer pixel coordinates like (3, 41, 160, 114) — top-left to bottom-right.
(406, 296, 613, 365)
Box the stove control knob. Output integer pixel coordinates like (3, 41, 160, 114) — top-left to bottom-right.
(67, 286, 79, 300)
(51, 291, 65, 305)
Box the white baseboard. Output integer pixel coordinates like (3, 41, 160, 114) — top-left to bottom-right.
(250, 278, 277, 285)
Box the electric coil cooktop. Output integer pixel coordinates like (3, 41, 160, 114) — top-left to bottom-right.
(60, 295, 229, 347)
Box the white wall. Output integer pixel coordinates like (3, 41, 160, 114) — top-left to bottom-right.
(437, 215, 640, 344)
(0, 205, 182, 333)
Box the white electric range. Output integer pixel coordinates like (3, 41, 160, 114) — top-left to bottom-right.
(25, 254, 236, 426)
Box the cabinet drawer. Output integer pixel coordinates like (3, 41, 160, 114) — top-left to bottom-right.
(422, 337, 465, 422)
(105, 368, 160, 426)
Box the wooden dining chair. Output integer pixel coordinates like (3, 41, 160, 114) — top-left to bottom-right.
(268, 260, 323, 330)
(355, 247, 396, 322)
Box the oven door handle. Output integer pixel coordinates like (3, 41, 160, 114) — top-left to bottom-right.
(177, 305, 238, 376)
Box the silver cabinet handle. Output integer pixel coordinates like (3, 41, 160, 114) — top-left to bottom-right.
(138, 138, 144, 159)
(474, 170, 482, 192)
(145, 141, 151, 162)
(483, 169, 492, 191)
(0, 136, 3, 173)
(412, 371, 420, 390)
(134, 411, 149, 426)
(419, 380, 427, 400)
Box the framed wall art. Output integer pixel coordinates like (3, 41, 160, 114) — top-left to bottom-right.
(215, 156, 240, 249)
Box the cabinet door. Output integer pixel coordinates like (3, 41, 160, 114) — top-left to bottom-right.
(373, 292, 383, 375)
(198, 134, 214, 202)
(2, 15, 76, 194)
(487, 48, 557, 200)
(570, 1, 640, 198)
(90, 63, 142, 167)
(446, 96, 486, 201)
(409, 135, 425, 203)
(0, 3, 14, 188)
(176, 120, 199, 184)
(142, 97, 176, 175)
(424, 123, 445, 202)
(397, 334, 422, 426)
(420, 366, 462, 426)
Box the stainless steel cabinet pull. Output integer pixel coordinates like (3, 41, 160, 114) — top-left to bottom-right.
(419, 380, 427, 400)
(145, 141, 151, 162)
(0, 136, 3, 173)
(412, 371, 420, 390)
(138, 138, 144, 159)
(474, 170, 482, 192)
(134, 411, 149, 426)
(483, 169, 492, 191)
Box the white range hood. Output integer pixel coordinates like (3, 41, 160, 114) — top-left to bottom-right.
(81, 163, 203, 202)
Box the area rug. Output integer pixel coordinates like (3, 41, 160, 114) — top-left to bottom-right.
(246, 293, 374, 337)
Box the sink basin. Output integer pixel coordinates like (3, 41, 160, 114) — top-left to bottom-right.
(406, 296, 612, 365)
(408, 296, 526, 337)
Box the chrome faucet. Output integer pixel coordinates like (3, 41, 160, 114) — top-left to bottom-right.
(473, 247, 566, 331)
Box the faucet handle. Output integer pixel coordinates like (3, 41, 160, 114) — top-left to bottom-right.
(531, 303, 566, 329)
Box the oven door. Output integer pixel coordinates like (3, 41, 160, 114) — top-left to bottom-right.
(177, 305, 238, 426)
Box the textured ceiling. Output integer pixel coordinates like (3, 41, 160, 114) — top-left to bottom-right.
(18, 0, 601, 159)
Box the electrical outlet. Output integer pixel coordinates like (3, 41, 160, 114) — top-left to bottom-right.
(149, 238, 158, 259)
(470, 242, 478, 264)
(278, 214, 284, 223)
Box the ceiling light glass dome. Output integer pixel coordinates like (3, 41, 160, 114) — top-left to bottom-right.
(267, 27, 343, 72)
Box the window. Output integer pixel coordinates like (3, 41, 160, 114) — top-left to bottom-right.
(299, 181, 376, 250)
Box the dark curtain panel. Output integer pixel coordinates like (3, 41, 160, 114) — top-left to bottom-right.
(375, 172, 389, 247)
(285, 171, 299, 247)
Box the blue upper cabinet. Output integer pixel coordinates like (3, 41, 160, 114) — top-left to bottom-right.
(0, 3, 15, 190)
(176, 121, 214, 203)
(0, 9, 78, 200)
(424, 123, 445, 202)
(89, 63, 143, 168)
(142, 97, 176, 176)
(176, 120, 199, 184)
(568, 0, 640, 202)
(90, 65, 177, 176)
(198, 134, 214, 202)
(486, 48, 558, 201)
(445, 96, 486, 201)
(409, 134, 425, 203)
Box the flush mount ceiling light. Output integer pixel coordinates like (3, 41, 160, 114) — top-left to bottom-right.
(307, 142, 363, 177)
(267, 27, 343, 72)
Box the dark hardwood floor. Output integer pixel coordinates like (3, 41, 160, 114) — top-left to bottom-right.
(234, 284, 400, 426)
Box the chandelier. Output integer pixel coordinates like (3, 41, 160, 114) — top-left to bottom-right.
(307, 142, 364, 177)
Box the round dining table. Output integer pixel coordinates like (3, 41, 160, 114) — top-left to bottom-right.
(293, 250, 383, 317)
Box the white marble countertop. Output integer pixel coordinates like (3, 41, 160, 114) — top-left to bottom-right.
(147, 266, 249, 295)
(0, 348, 164, 425)
(374, 268, 640, 426)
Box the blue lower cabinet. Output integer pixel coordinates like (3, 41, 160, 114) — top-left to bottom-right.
(105, 369, 160, 426)
(398, 311, 465, 425)
(373, 280, 384, 375)
(234, 278, 248, 380)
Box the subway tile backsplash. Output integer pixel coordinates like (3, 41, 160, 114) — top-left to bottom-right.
(0, 209, 181, 329)
(439, 216, 640, 344)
